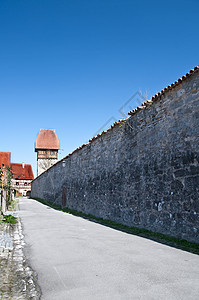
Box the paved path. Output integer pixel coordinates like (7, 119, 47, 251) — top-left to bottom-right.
(18, 198, 199, 300)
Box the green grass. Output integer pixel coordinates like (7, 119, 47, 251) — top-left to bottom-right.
(32, 197, 199, 255)
(33, 197, 62, 210)
(8, 198, 18, 211)
(0, 214, 18, 224)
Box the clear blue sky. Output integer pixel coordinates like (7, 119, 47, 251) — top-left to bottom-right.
(0, 0, 198, 177)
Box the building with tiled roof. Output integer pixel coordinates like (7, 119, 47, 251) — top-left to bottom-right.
(11, 163, 34, 196)
(0, 152, 11, 168)
(11, 163, 34, 180)
(35, 129, 60, 176)
(0, 152, 34, 196)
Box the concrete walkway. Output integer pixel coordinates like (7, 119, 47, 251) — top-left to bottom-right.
(18, 198, 199, 300)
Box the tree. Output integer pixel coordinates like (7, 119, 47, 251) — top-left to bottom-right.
(5, 166, 13, 208)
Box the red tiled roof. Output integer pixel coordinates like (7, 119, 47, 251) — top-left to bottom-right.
(11, 163, 34, 180)
(0, 152, 11, 168)
(35, 129, 60, 150)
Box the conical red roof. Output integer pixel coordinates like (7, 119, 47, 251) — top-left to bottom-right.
(35, 129, 60, 150)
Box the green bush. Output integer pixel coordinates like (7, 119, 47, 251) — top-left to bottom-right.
(0, 214, 17, 224)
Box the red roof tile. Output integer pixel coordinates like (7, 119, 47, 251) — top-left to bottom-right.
(11, 163, 34, 180)
(35, 129, 60, 150)
(0, 152, 11, 168)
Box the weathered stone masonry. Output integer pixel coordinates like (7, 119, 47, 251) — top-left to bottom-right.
(31, 67, 199, 243)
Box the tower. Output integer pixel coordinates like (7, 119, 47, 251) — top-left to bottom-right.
(35, 129, 60, 176)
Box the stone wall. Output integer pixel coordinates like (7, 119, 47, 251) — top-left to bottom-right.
(37, 158, 57, 176)
(31, 70, 199, 243)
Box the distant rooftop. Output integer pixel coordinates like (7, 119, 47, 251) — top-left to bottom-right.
(35, 129, 60, 150)
(11, 163, 34, 180)
(0, 152, 34, 180)
(0, 152, 11, 168)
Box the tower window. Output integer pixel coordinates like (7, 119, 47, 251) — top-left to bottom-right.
(51, 151, 54, 155)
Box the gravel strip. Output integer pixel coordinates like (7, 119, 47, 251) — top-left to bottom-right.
(0, 215, 41, 300)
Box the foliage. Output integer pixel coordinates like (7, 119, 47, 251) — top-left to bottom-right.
(0, 213, 17, 224)
(0, 166, 14, 212)
(0, 168, 3, 184)
(5, 167, 13, 207)
(8, 198, 18, 211)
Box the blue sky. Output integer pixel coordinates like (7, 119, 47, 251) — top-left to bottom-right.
(0, 0, 198, 176)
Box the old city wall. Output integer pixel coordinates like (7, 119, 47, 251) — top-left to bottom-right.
(31, 71, 199, 243)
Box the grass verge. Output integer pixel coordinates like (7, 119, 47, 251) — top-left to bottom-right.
(0, 214, 17, 224)
(32, 197, 199, 255)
